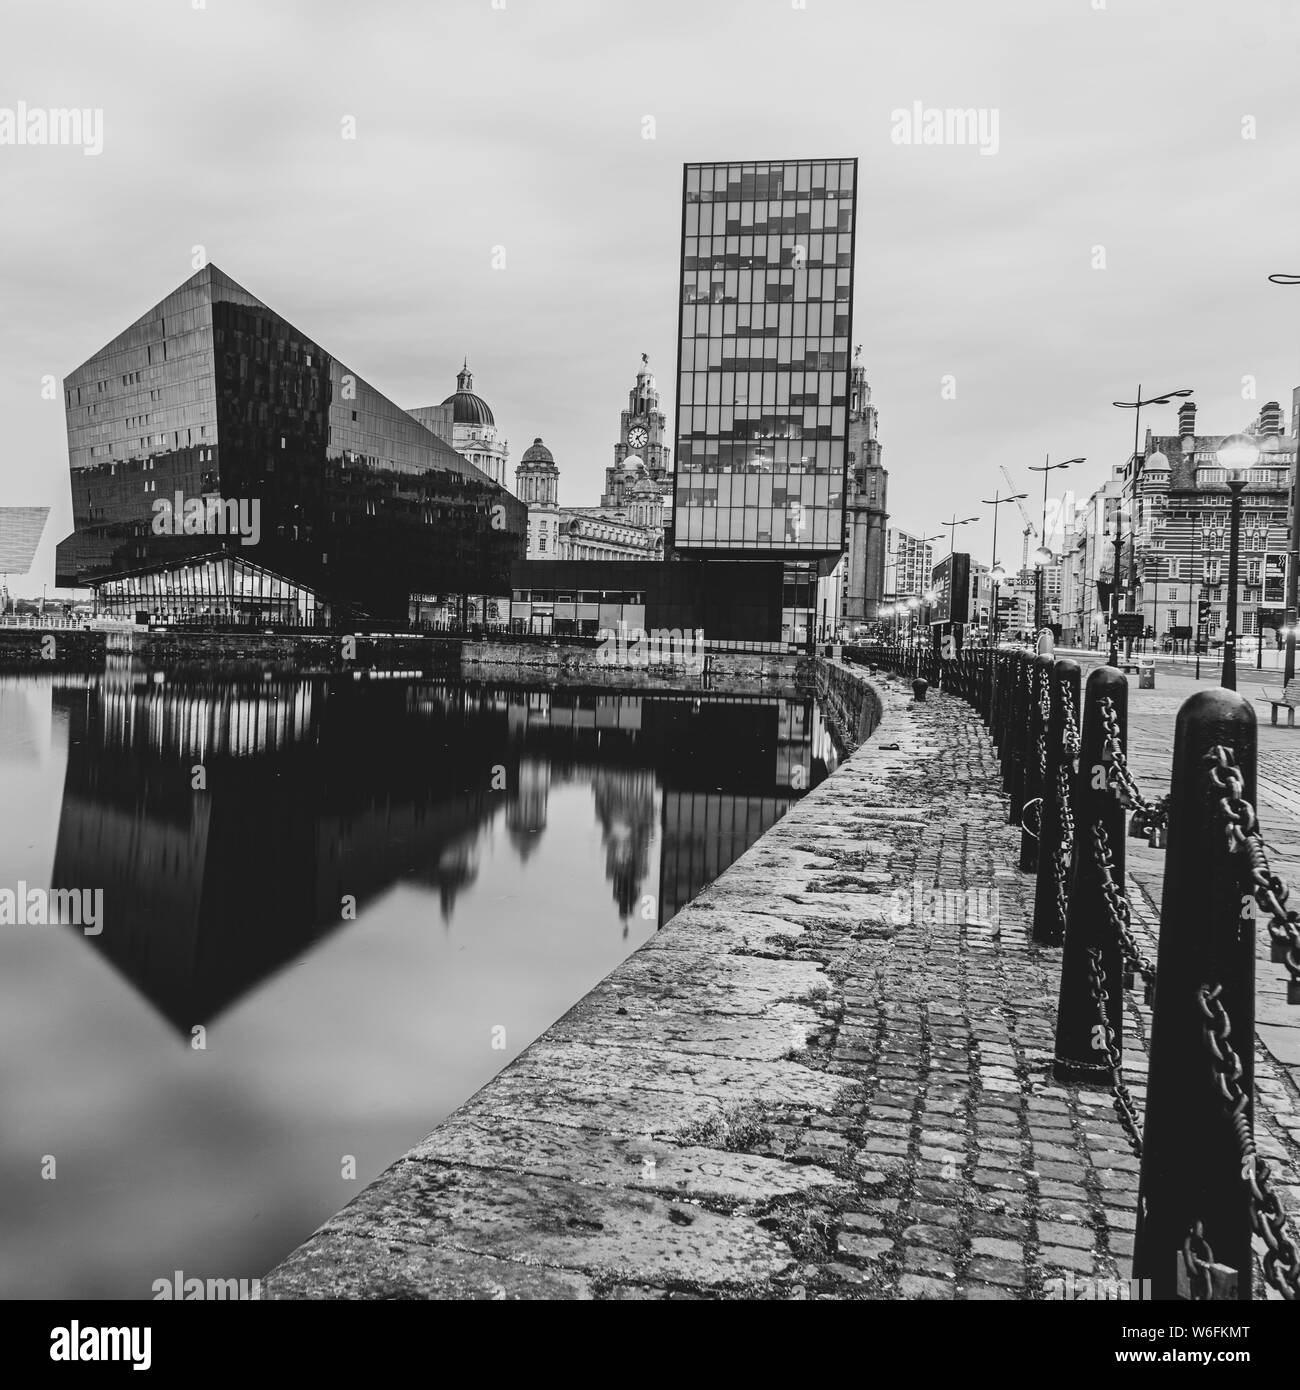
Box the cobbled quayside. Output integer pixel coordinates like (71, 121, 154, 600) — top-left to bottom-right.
(265, 658, 1300, 1299)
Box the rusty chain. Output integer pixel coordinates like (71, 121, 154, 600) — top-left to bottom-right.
(1206, 746, 1300, 997)
(1086, 943, 1144, 1156)
(1194, 983, 1300, 1299)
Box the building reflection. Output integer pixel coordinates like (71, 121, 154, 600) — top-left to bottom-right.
(45, 673, 831, 1032)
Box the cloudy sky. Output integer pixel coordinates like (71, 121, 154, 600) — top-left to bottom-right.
(2, 0, 1298, 592)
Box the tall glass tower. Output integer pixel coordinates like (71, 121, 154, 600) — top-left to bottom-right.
(672, 158, 857, 558)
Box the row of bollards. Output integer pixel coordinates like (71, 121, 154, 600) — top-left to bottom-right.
(845, 638, 1300, 1302)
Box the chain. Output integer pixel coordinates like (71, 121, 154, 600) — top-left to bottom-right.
(1061, 683, 1082, 762)
(1181, 1223, 1216, 1302)
(1054, 761, 1075, 933)
(1091, 821, 1157, 988)
(1196, 984, 1300, 1299)
(1086, 944, 1144, 1156)
(1097, 694, 1170, 834)
(1205, 747, 1300, 994)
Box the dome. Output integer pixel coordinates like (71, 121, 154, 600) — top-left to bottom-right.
(441, 362, 496, 427)
(621, 454, 644, 474)
(519, 437, 558, 469)
(1143, 450, 1170, 473)
(629, 475, 659, 496)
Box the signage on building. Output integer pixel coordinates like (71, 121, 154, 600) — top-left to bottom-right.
(1265, 555, 1286, 605)
(930, 552, 970, 624)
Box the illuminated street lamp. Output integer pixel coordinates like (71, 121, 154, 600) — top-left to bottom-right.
(1217, 432, 1261, 690)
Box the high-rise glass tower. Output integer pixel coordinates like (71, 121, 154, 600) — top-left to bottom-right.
(672, 158, 857, 558)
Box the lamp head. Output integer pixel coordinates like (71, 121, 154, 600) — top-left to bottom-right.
(990, 564, 1006, 583)
(1216, 433, 1260, 473)
(1033, 545, 1053, 567)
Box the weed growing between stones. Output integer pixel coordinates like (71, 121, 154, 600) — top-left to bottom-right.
(674, 1100, 773, 1152)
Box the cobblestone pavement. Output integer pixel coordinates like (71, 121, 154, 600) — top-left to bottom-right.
(266, 665, 1300, 1299)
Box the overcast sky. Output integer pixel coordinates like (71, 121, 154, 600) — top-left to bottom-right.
(3, 0, 1299, 592)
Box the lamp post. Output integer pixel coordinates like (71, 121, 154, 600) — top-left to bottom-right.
(1027, 455, 1083, 636)
(1218, 433, 1261, 690)
(941, 513, 979, 558)
(981, 489, 1026, 647)
(1111, 386, 1193, 658)
(1268, 274, 1300, 682)
(1106, 518, 1124, 666)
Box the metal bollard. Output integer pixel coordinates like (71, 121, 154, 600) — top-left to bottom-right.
(1019, 653, 1054, 870)
(1008, 653, 1029, 813)
(1033, 658, 1081, 946)
(1133, 689, 1256, 1302)
(1053, 666, 1126, 1081)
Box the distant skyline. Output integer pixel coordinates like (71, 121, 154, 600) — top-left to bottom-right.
(4, 0, 1300, 593)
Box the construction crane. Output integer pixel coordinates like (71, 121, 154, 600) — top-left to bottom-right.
(999, 465, 1038, 570)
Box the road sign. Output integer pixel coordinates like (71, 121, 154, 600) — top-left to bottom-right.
(1113, 612, 1143, 637)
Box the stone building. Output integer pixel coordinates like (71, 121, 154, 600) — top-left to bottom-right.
(409, 362, 510, 489)
(1131, 398, 1296, 651)
(841, 349, 888, 631)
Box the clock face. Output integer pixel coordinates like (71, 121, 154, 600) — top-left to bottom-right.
(627, 426, 649, 449)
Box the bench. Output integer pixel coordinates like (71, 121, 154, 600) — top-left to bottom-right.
(1258, 678, 1300, 727)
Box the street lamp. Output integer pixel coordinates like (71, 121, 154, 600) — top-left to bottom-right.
(1111, 386, 1193, 654)
(1105, 516, 1124, 666)
(1027, 455, 1083, 636)
(941, 513, 979, 557)
(1268, 273, 1300, 683)
(981, 490, 1027, 647)
(1218, 432, 1261, 690)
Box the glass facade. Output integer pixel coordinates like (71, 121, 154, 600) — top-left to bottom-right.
(95, 554, 320, 627)
(673, 159, 857, 556)
(56, 264, 526, 624)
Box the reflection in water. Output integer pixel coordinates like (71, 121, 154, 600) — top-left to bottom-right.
(2, 670, 837, 1297)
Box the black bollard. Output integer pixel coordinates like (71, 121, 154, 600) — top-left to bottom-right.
(1133, 689, 1256, 1302)
(1053, 666, 1127, 1081)
(1019, 653, 1054, 871)
(1008, 654, 1029, 813)
(1033, 658, 1081, 945)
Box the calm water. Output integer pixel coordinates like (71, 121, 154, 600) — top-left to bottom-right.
(0, 666, 837, 1298)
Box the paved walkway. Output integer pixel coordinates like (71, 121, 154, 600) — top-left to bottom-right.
(266, 665, 1300, 1299)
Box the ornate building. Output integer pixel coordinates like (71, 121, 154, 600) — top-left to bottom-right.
(513, 357, 671, 563)
(602, 354, 672, 512)
(841, 349, 888, 630)
(409, 361, 509, 489)
(1131, 398, 1296, 650)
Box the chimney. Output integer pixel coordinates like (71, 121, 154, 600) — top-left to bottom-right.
(1260, 400, 1283, 437)
(1178, 400, 1196, 445)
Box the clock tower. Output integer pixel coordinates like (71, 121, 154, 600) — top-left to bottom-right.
(603, 354, 672, 509)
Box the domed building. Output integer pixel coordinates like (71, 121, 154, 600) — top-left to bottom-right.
(405, 361, 510, 489)
(515, 434, 664, 564)
(441, 362, 509, 487)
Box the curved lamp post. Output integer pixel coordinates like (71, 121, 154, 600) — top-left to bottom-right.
(1217, 432, 1261, 690)
(981, 490, 1027, 645)
(1027, 456, 1084, 634)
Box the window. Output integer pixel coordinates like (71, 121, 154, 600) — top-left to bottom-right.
(1166, 587, 1178, 600)
(539, 535, 547, 552)
(1248, 560, 1262, 584)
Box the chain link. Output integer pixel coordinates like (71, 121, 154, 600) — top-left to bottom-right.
(1091, 821, 1157, 989)
(1196, 983, 1300, 1299)
(1205, 747, 1300, 994)
(1097, 695, 1170, 833)
(1086, 944, 1144, 1156)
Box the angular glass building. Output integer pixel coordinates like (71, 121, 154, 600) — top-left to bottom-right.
(55, 264, 526, 625)
(672, 159, 857, 557)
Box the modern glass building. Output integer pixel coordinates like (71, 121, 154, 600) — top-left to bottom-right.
(55, 264, 526, 625)
(672, 159, 857, 558)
